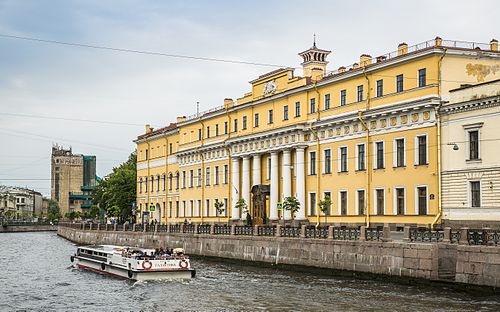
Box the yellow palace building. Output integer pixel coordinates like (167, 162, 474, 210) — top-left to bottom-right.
(135, 37, 500, 228)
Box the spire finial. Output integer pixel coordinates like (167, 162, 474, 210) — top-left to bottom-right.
(313, 33, 316, 48)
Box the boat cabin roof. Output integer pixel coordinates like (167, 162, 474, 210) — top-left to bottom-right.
(78, 245, 156, 255)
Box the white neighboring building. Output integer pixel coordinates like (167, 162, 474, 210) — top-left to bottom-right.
(440, 79, 500, 228)
(0, 186, 43, 220)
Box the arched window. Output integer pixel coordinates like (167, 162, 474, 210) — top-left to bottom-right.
(156, 175, 160, 192)
(145, 177, 148, 192)
(150, 175, 154, 192)
(139, 177, 143, 194)
(175, 172, 180, 190)
(162, 174, 166, 191)
(168, 173, 173, 191)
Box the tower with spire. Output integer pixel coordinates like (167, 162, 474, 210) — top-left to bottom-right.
(298, 34, 331, 80)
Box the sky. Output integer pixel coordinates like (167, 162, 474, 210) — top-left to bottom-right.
(0, 0, 498, 196)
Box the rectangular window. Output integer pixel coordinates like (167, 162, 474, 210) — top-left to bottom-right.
(145, 149, 148, 160)
(396, 74, 404, 93)
(418, 68, 426, 87)
(310, 98, 316, 114)
(266, 157, 271, 180)
(357, 190, 365, 215)
(309, 193, 316, 216)
(197, 200, 202, 217)
(198, 129, 202, 140)
(139, 179, 143, 193)
(323, 192, 331, 215)
(224, 122, 228, 134)
(182, 171, 186, 188)
(168, 175, 172, 191)
(283, 105, 289, 120)
(376, 189, 384, 215)
(254, 113, 259, 127)
(206, 199, 210, 217)
(357, 144, 365, 170)
(214, 166, 220, 185)
(471, 181, 481, 207)
(340, 90, 346, 106)
(223, 165, 229, 184)
(340, 191, 347, 215)
(396, 188, 405, 215)
(309, 151, 316, 175)
(206, 126, 210, 138)
(190, 200, 194, 217)
(268, 110, 273, 124)
(197, 168, 202, 187)
(324, 94, 330, 110)
(417, 186, 427, 215)
(357, 85, 363, 102)
(396, 138, 405, 167)
(376, 79, 383, 97)
(295, 102, 301, 117)
(175, 201, 179, 217)
(376, 142, 384, 169)
(169, 143, 173, 154)
(323, 149, 331, 174)
(182, 201, 186, 217)
(205, 167, 211, 186)
(189, 170, 194, 188)
(417, 135, 427, 165)
(169, 201, 172, 218)
(340, 147, 348, 172)
(215, 124, 219, 136)
(234, 119, 238, 132)
(242, 116, 247, 130)
(224, 198, 228, 216)
(469, 130, 479, 160)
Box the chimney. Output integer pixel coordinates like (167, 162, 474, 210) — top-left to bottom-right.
(176, 116, 187, 123)
(224, 98, 234, 109)
(490, 39, 498, 52)
(435, 36, 443, 47)
(338, 66, 346, 73)
(352, 62, 359, 69)
(376, 55, 387, 63)
(145, 124, 152, 134)
(397, 43, 408, 55)
(360, 54, 372, 67)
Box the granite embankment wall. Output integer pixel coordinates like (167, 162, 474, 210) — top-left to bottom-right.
(1, 224, 57, 233)
(58, 226, 500, 288)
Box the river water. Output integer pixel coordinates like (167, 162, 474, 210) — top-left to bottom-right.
(0, 232, 499, 312)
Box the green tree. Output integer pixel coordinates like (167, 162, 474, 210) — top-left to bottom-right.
(214, 200, 224, 224)
(318, 195, 331, 227)
(283, 196, 300, 226)
(65, 211, 78, 221)
(92, 152, 137, 224)
(235, 198, 250, 225)
(47, 200, 61, 221)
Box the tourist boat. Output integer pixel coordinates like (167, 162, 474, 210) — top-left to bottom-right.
(70, 245, 196, 280)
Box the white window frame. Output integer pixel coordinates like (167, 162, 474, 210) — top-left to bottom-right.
(393, 137, 406, 168)
(214, 166, 220, 185)
(323, 148, 332, 174)
(189, 200, 194, 217)
(308, 151, 317, 175)
(205, 198, 210, 217)
(463, 122, 483, 161)
(189, 170, 194, 188)
(338, 146, 348, 172)
(205, 167, 211, 186)
(393, 186, 406, 216)
(414, 134, 428, 166)
(373, 140, 384, 169)
(182, 171, 186, 188)
(355, 189, 365, 216)
(197, 168, 202, 187)
(355, 143, 366, 171)
(338, 190, 348, 216)
(197, 199, 202, 217)
(323, 191, 332, 216)
(308, 192, 317, 216)
(266, 157, 271, 180)
(182, 201, 186, 217)
(468, 180, 482, 208)
(374, 188, 385, 215)
(415, 185, 428, 215)
(223, 165, 228, 184)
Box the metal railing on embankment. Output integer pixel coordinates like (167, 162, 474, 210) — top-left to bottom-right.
(58, 223, 500, 246)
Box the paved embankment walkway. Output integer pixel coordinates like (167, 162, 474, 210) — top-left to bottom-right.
(58, 225, 500, 289)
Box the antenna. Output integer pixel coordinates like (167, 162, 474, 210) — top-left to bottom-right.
(196, 101, 200, 117)
(313, 33, 316, 48)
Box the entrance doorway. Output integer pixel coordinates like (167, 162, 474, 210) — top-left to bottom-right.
(251, 185, 270, 225)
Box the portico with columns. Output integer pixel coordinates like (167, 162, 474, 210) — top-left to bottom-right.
(227, 127, 308, 223)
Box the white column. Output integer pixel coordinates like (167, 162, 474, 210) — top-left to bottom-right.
(231, 157, 240, 220)
(295, 147, 306, 220)
(282, 150, 292, 220)
(252, 154, 261, 186)
(242, 156, 251, 219)
(269, 152, 279, 220)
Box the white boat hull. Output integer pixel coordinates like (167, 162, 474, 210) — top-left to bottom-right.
(74, 257, 195, 281)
